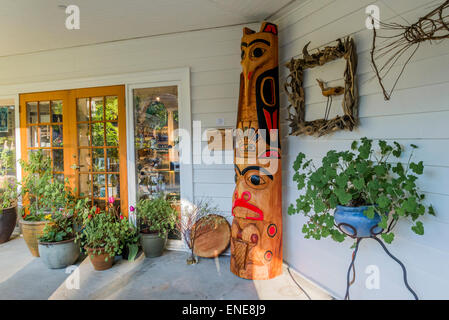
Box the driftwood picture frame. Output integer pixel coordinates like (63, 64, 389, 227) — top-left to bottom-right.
(284, 37, 358, 137)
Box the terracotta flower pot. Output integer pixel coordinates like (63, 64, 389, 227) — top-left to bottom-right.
(20, 219, 49, 257)
(85, 246, 114, 271)
(0, 206, 17, 244)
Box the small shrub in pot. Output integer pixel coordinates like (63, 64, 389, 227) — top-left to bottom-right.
(77, 198, 124, 270)
(38, 197, 89, 269)
(136, 195, 179, 258)
(19, 151, 68, 256)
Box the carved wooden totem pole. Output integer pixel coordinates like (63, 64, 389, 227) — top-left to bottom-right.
(230, 22, 282, 280)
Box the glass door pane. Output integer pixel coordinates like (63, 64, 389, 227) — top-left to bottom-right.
(76, 95, 122, 211)
(133, 86, 180, 239)
(24, 99, 64, 176)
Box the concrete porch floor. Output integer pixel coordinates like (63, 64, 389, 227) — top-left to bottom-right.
(0, 236, 332, 300)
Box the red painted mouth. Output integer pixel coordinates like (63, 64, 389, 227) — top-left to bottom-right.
(260, 150, 280, 159)
(247, 71, 253, 80)
(232, 191, 264, 221)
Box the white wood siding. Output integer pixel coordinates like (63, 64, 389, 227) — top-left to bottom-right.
(276, 0, 449, 299)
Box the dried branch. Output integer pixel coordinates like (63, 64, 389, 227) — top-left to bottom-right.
(370, 0, 449, 100)
(177, 198, 222, 264)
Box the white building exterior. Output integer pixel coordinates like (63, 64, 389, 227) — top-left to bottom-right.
(0, 0, 447, 299)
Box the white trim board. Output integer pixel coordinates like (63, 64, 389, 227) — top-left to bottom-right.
(0, 67, 190, 96)
(126, 75, 194, 250)
(124, 69, 193, 205)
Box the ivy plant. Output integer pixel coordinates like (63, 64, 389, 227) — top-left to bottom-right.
(288, 138, 435, 244)
(136, 195, 179, 236)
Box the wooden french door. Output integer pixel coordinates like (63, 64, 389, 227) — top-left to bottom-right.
(20, 85, 128, 214)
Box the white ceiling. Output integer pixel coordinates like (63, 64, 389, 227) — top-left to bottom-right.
(0, 0, 294, 57)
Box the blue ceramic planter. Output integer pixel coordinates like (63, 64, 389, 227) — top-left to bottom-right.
(334, 205, 383, 238)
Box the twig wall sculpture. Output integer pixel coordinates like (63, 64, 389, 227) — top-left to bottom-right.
(370, 0, 449, 100)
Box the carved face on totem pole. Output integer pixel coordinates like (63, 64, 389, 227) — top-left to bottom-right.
(230, 22, 282, 280)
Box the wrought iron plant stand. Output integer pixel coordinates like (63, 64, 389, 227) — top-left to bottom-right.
(335, 220, 419, 300)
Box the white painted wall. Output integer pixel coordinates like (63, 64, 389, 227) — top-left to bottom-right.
(276, 0, 449, 299)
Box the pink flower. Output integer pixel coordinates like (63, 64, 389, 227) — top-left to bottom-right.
(120, 215, 124, 220)
(130, 206, 135, 212)
(108, 197, 115, 204)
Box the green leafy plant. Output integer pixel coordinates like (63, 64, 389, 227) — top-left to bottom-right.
(136, 195, 178, 236)
(120, 207, 140, 261)
(288, 138, 435, 244)
(0, 146, 14, 175)
(0, 181, 18, 214)
(39, 197, 90, 243)
(19, 150, 74, 221)
(76, 199, 124, 261)
(146, 101, 168, 130)
(0, 147, 18, 213)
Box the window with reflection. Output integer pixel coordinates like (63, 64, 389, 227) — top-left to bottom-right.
(133, 86, 181, 239)
(76, 96, 120, 209)
(25, 100, 64, 181)
(0, 104, 16, 186)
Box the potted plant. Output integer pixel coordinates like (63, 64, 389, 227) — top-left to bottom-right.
(77, 198, 124, 271)
(136, 195, 178, 258)
(120, 206, 140, 261)
(19, 151, 60, 256)
(0, 147, 18, 244)
(38, 196, 89, 269)
(288, 138, 435, 244)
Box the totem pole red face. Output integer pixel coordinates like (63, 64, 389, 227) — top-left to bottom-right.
(230, 22, 282, 280)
